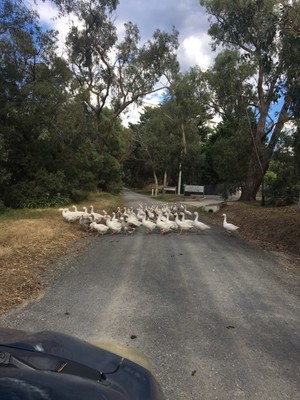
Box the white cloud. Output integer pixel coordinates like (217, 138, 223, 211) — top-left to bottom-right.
(121, 104, 143, 127)
(32, 0, 215, 70)
(121, 91, 162, 127)
(32, 0, 57, 24)
(179, 34, 213, 71)
(30, 0, 82, 57)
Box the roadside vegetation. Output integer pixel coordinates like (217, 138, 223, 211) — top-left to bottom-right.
(0, 191, 299, 317)
(0, 192, 120, 316)
(0, 1, 299, 314)
(1, 1, 299, 212)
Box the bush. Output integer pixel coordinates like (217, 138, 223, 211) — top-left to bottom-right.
(217, 183, 240, 201)
(105, 182, 122, 195)
(3, 169, 71, 208)
(96, 154, 123, 192)
(6, 183, 71, 208)
(69, 189, 89, 203)
(265, 169, 300, 206)
(0, 200, 6, 214)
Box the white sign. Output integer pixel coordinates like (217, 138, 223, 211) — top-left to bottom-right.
(184, 185, 204, 193)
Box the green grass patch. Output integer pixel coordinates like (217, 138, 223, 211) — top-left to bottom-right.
(0, 207, 59, 221)
(0, 192, 122, 222)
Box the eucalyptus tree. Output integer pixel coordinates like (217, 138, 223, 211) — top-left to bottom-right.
(61, 0, 179, 155)
(128, 106, 178, 192)
(0, 0, 39, 192)
(0, 0, 72, 206)
(166, 67, 214, 191)
(126, 68, 213, 192)
(264, 129, 300, 205)
(204, 49, 256, 120)
(0, 0, 38, 35)
(0, 1, 95, 207)
(207, 116, 253, 198)
(200, 0, 300, 201)
(202, 50, 255, 192)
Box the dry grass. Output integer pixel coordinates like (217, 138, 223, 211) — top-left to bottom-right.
(0, 218, 80, 313)
(0, 192, 120, 316)
(0, 193, 299, 317)
(206, 201, 300, 257)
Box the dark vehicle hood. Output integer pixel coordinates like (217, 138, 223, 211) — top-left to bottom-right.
(0, 328, 166, 400)
(0, 328, 121, 374)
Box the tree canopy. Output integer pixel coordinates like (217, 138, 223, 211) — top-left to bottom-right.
(200, 0, 300, 201)
(0, 0, 179, 208)
(1, 0, 299, 209)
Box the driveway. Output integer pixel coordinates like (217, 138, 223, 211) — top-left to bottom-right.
(1, 190, 299, 400)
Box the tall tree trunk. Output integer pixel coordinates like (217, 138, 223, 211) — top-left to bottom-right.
(241, 99, 289, 202)
(240, 151, 264, 201)
(163, 170, 168, 187)
(153, 168, 158, 197)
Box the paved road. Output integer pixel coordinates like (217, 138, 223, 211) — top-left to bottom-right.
(1, 190, 300, 400)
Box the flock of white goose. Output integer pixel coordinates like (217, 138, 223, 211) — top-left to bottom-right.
(59, 203, 239, 236)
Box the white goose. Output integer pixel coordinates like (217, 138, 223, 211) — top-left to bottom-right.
(193, 212, 211, 233)
(180, 212, 194, 226)
(183, 205, 193, 217)
(164, 211, 177, 230)
(105, 215, 122, 234)
(126, 211, 142, 227)
(90, 221, 109, 237)
(142, 214, 157, 234)
(144, 205, 155, 220)
(136, 208, 146, 222)
(89, 205, 105, 223)
(174, 213, 194, 234)
(222, 213, 239, 234)
(59, 208, 82, 223)
(72, 206, 90, 217)
(156, 212, 176, 234)
(80, 206, 90, 218)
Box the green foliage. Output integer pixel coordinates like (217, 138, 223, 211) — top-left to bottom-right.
(264, 131, 300, 205)
(0, 0, 180, 208)
(205, 115, 252, 191)
(0, 201, 6, 214)
(96, 153, 123, 193)
(265, 164, 300, 206)
(65, 0, 179, 146)
(211, 134, 251, 184)
(4, 169, 71, 208)
(182, 144, 206, 184)
(216, 183, 239, 201)
(122, 138, 152, 188)
(127, 106, 180, 186)
(124, 68, 214, 188)
(205, 50, 255, 117)
(2, 0, 298, 207)
(200, 0, 300, 201)
(68, 189, 88, 204)
(0, 0, 39, 36)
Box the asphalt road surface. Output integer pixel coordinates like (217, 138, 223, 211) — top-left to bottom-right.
(1, 189, 300, 400)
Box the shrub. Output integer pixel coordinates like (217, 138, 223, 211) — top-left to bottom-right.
(265, 168, 300, 206)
